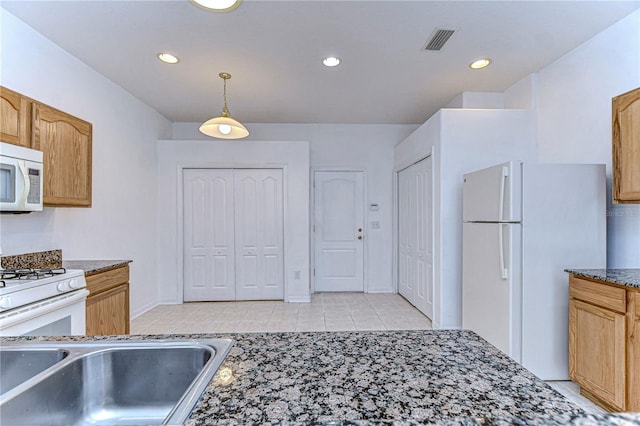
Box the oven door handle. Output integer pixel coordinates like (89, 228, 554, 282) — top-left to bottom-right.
(0, 289, 89, 331)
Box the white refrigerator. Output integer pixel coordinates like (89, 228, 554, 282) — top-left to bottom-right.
(462, 160, 606, 380)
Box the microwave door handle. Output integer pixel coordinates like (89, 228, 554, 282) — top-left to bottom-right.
(17, 160, 30, 206)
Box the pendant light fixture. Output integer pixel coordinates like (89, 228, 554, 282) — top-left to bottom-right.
(200, 72, 249, 139)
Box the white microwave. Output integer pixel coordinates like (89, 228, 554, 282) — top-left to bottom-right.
(0, 142, 43, 213)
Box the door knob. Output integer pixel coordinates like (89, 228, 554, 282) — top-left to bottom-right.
(357, 235, 363, 240)
(357, 228, 362, 232)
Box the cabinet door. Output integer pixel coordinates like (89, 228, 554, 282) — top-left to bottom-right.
(0, 87, 31, 148)
(628, 291, 640, 411)
(32, 102, 92, 206)
(569, 298, 626, 411)
(86, 283, 130, 335)
(613, 87, 640, 203)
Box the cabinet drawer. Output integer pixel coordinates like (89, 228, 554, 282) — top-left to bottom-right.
(86, 265, 129, 296)
(570, 276, 626, 313)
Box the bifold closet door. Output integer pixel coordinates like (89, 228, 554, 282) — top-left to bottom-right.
(234, 169, 284, 300)
(183, 169, 284, 302)
(183, 169, 236, 301)
(397, 157, 433, 319)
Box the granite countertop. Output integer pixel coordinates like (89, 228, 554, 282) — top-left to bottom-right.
(565, 268, 640, 289)
(6, 330, 637, 425)
(62, 259, 131, 275)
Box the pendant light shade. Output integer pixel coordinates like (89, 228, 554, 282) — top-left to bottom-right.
(200, 72, 249, 139)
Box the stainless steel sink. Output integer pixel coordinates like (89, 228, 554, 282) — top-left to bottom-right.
(0, 339, 234, 425)
(0, 348, 68, 395)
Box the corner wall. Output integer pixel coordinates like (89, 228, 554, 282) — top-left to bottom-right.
(0, 9, 172, 317)
(533, 10, 640, 267)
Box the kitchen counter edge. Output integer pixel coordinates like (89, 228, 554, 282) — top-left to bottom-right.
(565, 268, 640, 289)
(62, 260, 132, 276)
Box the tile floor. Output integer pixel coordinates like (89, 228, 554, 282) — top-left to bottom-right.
(131, 292, 432, 334)
(131, 292, 603, 415)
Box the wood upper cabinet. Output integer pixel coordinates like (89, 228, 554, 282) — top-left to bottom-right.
(612, 87, 640, 204)
(569, 275, 640, 412)
(0, 86, 31, 148)
(85, 265, 130, 336)
(32, 102, 92, 207)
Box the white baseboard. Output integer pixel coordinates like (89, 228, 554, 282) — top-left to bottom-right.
(130, 300, 160, 320)
(287, 295, 311, 303)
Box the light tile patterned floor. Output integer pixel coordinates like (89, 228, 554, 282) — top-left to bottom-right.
(131, 292, 601, 414)
(131, 293, 432, 334)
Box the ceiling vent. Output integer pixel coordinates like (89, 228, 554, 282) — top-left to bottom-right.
(424, 28, 456, 51)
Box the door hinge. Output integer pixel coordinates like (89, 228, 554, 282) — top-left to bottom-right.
(313, 268, 315, 276)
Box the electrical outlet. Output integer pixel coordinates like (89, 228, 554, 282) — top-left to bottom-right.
(371, 221, 380, 229)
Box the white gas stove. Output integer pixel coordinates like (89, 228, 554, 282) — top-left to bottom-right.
(0, 268, 88, 336)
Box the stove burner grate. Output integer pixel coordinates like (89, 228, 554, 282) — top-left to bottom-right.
(0, 268, 67, 284)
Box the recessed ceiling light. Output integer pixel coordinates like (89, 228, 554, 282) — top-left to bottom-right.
(189, 0, 242, 13)
(323, 57, 341, 67)
(157, 53, 179, 64)
(469, 58, 491, 69)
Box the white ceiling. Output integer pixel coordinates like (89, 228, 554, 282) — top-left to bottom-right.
(2, 0, 638, 125)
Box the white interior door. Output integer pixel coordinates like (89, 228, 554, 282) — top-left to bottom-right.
(183, 168, 283, 301)
(234, 169, 284, 300)
(397, 157, 433, 319)
(183, 169, 235, 301)
(314, 171, 364, 292)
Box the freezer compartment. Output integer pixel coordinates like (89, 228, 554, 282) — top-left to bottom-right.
(463, 160, 522, 222)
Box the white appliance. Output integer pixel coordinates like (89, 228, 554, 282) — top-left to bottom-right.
(462, 160, 606, 380)
(0, 268, 88, 336)
(0, 142, 43, 213)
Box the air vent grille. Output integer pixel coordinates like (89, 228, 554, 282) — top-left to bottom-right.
(424, 28, 456, 51)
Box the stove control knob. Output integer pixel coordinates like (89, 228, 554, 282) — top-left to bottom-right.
(57, 281, 70, 292)
(0, 296, 12, 309)
(69, 279, 83, 289)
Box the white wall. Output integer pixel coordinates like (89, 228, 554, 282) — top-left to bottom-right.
(156, 140, 310, 303)
(534, 10, 640, 267)
(394, 109, 537, 328)
(173, 123, 417, 293)
(0, 9, 172, 316)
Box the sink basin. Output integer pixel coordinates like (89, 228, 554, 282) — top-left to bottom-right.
(0, 339, 234, 425)
(0, 349, 68, 395)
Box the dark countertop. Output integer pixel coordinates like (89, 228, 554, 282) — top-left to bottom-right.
(62, 260, 131, 276)
(565, 268, 640, 289)
(2, 330, 623, 425)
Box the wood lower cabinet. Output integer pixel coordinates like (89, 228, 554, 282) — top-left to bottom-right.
(0, 86, 31, 148)
(32, 102, 92, 207)
(569, 275, 640, 411)
(612, 86, 640, 204)
(85, 265, 130, 335)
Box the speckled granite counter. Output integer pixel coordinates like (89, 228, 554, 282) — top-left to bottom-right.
(62, 259, 131, 275)
(565, 269, 640, 289)
(6, 330, 638, 425)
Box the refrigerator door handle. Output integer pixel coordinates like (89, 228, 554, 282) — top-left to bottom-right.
(498, 166, 509, 222)
(499, 223, 509, 279)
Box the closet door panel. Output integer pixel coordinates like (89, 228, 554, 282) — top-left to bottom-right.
(235, 169, 284, 300)
(183, 169, 235, 301)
